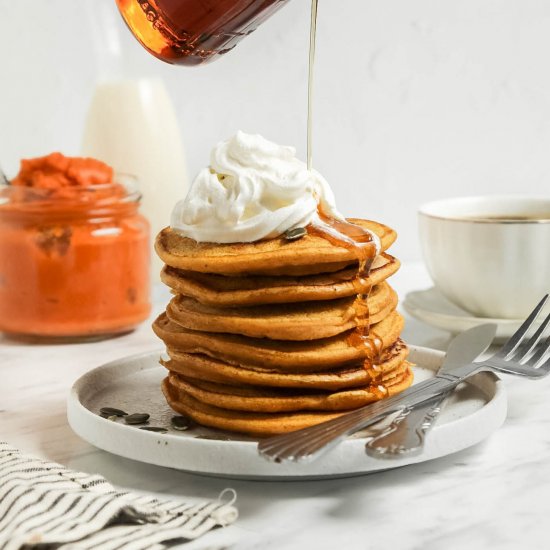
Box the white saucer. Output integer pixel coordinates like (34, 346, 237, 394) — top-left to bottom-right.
(403, 287, 532, 340)
(67, 346, 506, 480)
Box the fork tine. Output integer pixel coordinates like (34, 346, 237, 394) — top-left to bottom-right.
(258, 409, 370, 462)
(495, 294, 549, 359)
(525, 335, 550, 369)
(510, 311, 550, 363)
(537, 352, 550, 375)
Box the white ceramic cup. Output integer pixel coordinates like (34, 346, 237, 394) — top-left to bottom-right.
(419, 196, 550, 319)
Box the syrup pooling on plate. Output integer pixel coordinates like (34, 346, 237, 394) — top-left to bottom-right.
(308, 207, 387, 397)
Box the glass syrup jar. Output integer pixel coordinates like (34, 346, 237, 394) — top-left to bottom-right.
(115, 0, 290, 66)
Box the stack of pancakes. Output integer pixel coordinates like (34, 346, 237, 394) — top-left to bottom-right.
(153, 218, 412, 437)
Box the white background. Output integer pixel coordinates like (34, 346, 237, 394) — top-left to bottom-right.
(1, 0, 549, 260)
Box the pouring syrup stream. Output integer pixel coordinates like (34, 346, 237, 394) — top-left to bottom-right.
(307, 0, 318, 171)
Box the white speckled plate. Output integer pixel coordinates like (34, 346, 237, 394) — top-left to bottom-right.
(403, 287, 538, 340)
(67, 346, 506, 480)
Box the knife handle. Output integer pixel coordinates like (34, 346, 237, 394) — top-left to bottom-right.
(365, 392, 449, 458)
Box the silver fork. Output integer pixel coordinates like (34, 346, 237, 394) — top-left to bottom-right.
(258, 294, 550, 464)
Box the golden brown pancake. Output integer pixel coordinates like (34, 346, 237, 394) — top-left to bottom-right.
(154, 210, 411, 437)
(162, 365, 414, 436)
(153, 310, 404, 371)
(155, 218, 396, 276)
(165, 282, 397, 341)
(161, 253, 400, 307)
(162, 339, 409, 390)
(167, 363, 410, 413)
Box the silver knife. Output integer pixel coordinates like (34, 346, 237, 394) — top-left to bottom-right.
(365, 323, 497, 458)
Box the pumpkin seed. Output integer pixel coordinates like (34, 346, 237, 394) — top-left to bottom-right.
(284, 227, 307, 241)
(99, 407, 127, 417)
(171, 415, 194, 431)
(124, 413, 150, 425)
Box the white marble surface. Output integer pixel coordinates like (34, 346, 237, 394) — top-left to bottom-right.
(1, 262, 549, 550)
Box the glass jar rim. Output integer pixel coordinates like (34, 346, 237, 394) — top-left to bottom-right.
(0, 172, 141, 208)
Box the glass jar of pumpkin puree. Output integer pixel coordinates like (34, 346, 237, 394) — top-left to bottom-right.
(0, 153, 151, 340)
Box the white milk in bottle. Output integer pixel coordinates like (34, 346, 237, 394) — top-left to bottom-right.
(82, 77, 189, 279)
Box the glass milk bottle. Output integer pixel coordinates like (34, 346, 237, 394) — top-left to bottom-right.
(82, 1, 189, 280)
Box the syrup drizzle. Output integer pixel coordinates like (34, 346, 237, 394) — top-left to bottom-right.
(307, 207, 387, 398)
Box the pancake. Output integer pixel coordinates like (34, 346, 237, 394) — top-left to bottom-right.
(154, 202, 410, 437)
(155, 218, 396, 276)
(167, 361, 411, 413)
(162, 339, 409, 390)
(162, 365, 414, 436)
(153, 310, 404, 371)
(165, 282, 397, 341)
(161, 253, 400, 307)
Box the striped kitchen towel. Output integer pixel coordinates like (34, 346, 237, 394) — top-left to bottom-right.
(0, 442, 238, 550)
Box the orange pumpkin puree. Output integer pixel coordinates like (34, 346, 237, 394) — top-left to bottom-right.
(0, 153, 150, 338)
(11, 152, 114, 189)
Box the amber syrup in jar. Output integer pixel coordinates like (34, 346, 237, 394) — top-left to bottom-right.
(115, 0, 289, 65)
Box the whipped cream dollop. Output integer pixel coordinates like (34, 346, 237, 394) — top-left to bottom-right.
(170, 131, 344, 243)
